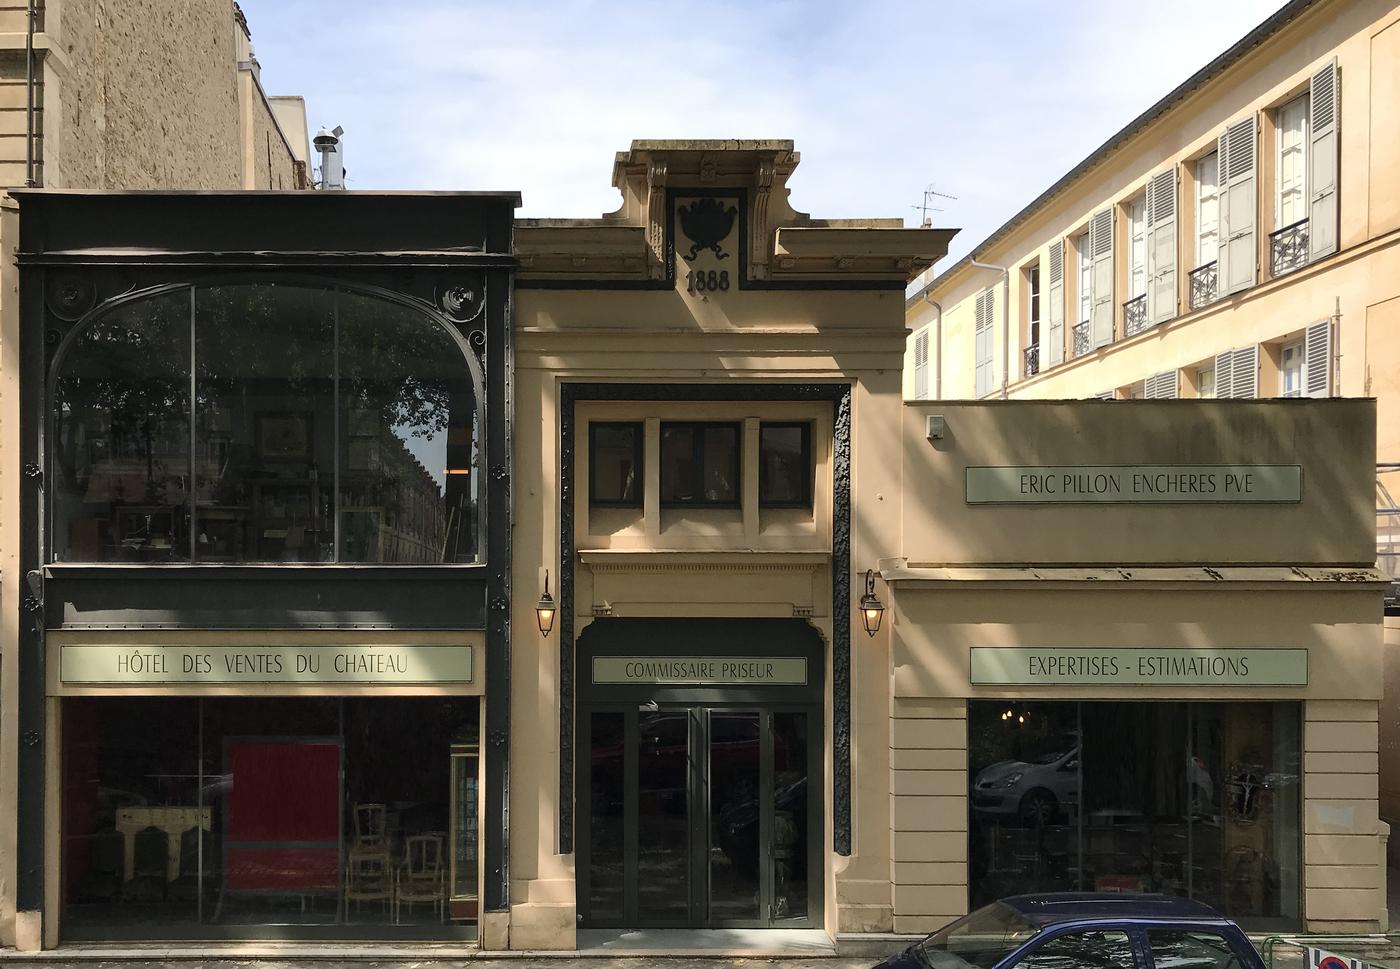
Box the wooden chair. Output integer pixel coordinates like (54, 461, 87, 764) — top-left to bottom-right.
(345, 851, 392, 916)
(393, 833, 445, 924)
(122, 825, 169, 903)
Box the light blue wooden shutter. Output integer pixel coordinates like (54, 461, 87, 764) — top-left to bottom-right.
(1305, 320, 1332, 397)
(974, 288, 994, 398)
(1046, 241, 1065, 366)
(1217, 116, 1258, 295)
(1308, 58, 1340, 261)
(1144, 169, 1178, 325)
(1089, 207, 1114, 347)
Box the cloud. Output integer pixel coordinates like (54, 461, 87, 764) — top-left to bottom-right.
(243, 0, 1284, 263)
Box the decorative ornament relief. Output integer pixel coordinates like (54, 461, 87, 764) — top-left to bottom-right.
(46, 274, 96, 322)
(679, 198, 738, 263)
(436, 273, 486, 324)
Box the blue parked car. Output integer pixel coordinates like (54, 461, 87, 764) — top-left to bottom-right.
(873, 893, 1265, 969)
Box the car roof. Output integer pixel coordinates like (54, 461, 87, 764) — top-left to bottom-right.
(999, 893, 1232, 926)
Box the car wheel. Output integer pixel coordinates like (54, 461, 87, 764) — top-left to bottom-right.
(1018, 789, 1057, 826)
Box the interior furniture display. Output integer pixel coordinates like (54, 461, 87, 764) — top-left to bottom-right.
(122, 826, 170, 902)
(167, 826, 217, 904)
(394, 833, 446, 924)
(115, 805, 211, 882)
(346, 851, 392, 917)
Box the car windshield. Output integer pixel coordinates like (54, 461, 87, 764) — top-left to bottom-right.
(918, 902, 1040, 969)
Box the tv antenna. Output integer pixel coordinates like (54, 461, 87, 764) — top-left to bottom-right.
(912, 183, 957, 227)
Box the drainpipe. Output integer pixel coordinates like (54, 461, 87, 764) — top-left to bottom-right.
(969, 257, 1010, 399)
(1332, 296, 1342, 397)
(24, 0, 35, 186)
(921, 292, 943, 399)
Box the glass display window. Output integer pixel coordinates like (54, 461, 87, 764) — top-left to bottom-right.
(967, 699, 1301, 928)
(61, 696, 481, 940)
(50, 282, 482, 565)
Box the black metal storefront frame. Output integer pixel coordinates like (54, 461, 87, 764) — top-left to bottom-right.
(573, 618, 825, 930)
(13, 189, 519, 938)
(556, 383, 854, 858)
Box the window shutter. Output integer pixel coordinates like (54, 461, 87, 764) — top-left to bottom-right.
(1089, 208, 1114, 347)
(1230, 345, 1259, 398)
(974, 288, 994, 398)
(1305, 320, 1332, 397)
(1144, 169, 1178, 324)
(1093, 390, 1115, 400)
(1214, 350, 1235, 397)
(1308, 58, 1340, 261)
(1046, 241, 1065, 366)
(1145, 370, 1179, 399)
(913, 329, 929, 399)
(1217, 116, 1258, 295)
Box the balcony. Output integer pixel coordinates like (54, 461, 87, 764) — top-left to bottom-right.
(1189, 262, 1217, 310)
(1270, 218, 1309, 277)
(1123, 294, 1148, 337)
(1024, 343, 1039, 378)
(1072, 321, 1090, 358)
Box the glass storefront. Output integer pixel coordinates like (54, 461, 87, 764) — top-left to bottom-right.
(51, 282, 480, 565)
(968, 700, 1301, 927)
(61, 696, 480, 939)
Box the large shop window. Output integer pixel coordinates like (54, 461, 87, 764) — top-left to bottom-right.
(61, 696, 480, 939)
(968, 701, 1300, 927)
(51, 283, 481, 564)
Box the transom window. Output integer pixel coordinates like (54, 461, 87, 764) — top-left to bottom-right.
(759, 422, 812, 508)
(589, 423, 642, 507)
(51, 282, 481, 564)
(660, 422, 740, 506)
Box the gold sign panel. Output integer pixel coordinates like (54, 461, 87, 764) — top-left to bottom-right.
(970, 647, 1308, 686)
(60, 644, 473, 685)
(965, 465, 1302, 503)
(592, 656, 807, 686)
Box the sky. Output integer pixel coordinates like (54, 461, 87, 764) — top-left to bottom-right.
(239, 0, 1285, 272)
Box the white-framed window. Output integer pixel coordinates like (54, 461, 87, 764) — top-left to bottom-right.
(1196, 151, 1220, 267)
(1280, 340, 1305, 397)
(1078, 230, 1092, 325)
(1196, 366, 1216, 399)
(1128, 194, 1147, 299)
(1276, 95, 1309, 228)
(1027, 264, 1041, 347)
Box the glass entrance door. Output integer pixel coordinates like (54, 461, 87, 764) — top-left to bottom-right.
(580, 705, 817, 928)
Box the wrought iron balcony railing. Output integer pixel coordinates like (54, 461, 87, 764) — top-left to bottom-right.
(1072, 321, 1090, 358)
(1123, 294, 1148, 337)
(1189, 261, 1217, 310)
(1270, 218, 1309, 277)
(1024, 343, 1039, 378)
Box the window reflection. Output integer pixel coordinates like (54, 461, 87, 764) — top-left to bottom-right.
(52, 290, 192, 562)
(968, 700, 1300, 925)
(196, 284, 335, 562)
(50, 282, 481, 564)
(338, 291, 476, 563)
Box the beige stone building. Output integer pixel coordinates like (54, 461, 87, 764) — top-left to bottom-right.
(904, 0, 1400, 866)
(0, 131, 1386, 954)
(0, 0, 308, 190)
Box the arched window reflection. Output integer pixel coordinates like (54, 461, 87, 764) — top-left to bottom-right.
(51, 282, 480, 564)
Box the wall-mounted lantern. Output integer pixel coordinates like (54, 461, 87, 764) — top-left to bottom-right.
(536, 570, 557, 637)
(860, 569, 885, 638)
